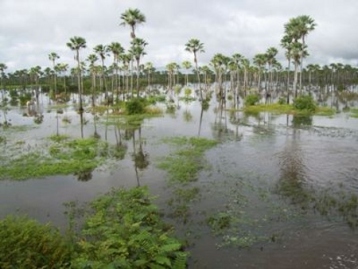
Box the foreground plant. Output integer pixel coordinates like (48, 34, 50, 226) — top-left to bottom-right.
(71, 186, 188, 268)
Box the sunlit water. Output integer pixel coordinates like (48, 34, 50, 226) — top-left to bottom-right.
(0, 93, 357, 268)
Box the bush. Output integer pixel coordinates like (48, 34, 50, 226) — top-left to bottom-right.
(293, 95, 316, 112)
(0, 216, 71, 269)
(244, 94, 260, 106)
(125, 98, 147, 115)
(278, 96, 286, 105)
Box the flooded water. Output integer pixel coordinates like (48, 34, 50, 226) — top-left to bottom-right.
(1, 92, 358, 268)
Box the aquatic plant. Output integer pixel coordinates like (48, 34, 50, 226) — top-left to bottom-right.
(71, 186, 188, 268)
(157, 136, 218, 183)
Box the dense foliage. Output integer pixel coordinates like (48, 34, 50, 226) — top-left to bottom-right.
(292, 95, 317, 112)
(0, 216, 71, 269)
(0, 187, 188, 269)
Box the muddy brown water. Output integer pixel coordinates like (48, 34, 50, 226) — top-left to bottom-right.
(0, 94, 357, 268)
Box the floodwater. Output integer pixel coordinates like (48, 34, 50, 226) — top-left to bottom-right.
(0, 91, 358, 269)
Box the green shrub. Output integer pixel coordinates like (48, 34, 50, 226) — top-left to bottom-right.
(278, 96, 286, 105)
(293, 95, 316, 112)
(125, 98, 147, 115)
(244, 94, 260, 106)
(0, 216, 71, 269)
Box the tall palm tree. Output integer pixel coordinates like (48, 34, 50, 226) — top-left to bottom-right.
(291, 42, 308, 98)
(285, 15, 316, 92)
(280, 34, 293, 103)
(66, 36, 86, 116)
(144, 62, 154, 88)
(48, 52, 60, 97)
(182, 60, 192, 85)
(120, 8, 146, 39)
(87, 54, 99, 107)
(129, 38, 148, 97)
(0, 63, 7, 93)
(185, 38, 205, 100)
(253, 53, 267, 93)
(94, 44, 109, 103)
(108, 42, 124, 101)
(265, 47, 278, 94)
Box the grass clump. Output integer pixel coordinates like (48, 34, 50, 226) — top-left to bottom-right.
(158, 136, 218, 183)
(0, 216, 71, 269)
(0, 137, 112, 180)
(350, 108, 358, 118)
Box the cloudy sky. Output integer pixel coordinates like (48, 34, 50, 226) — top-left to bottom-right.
(0, 0, 357, 72)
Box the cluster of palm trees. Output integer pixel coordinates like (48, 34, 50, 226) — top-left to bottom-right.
(2, 10, 358, 108)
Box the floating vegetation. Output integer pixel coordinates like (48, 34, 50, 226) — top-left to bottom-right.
(157, 136, 218, 183)
(0, 135, 126, 180)
(70, 186, 188, 269)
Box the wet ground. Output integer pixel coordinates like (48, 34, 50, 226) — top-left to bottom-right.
(0, 92, 358, 268)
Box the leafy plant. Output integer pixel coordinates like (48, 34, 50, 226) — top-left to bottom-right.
(71, 186, 188, 269)
(292, 95, 316, 112)
(0, 216, 71, 269)
(244, 94, 260, 106)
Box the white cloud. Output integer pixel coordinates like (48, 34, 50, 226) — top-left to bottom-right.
(1, 0, 357, 72)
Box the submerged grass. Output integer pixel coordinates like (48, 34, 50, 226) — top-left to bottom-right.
(350, 108, 358, 118)
(157, 137, 218, 183)
(239, 103, 336, 116)
(0, 135, 123, 180)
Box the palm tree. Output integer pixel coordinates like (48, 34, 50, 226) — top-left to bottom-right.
(253, 53, 267, 93)
(120, 8, 146, 39)
(182, 60, 192, 85)
(129, 38, 148, 97)
(280, 34, 293, 103)
(285, 15, 316, 92)
(48, 52, 60, 97)
(94, 44, 109, 103)
(56, 63, 69, 94)
(265, 47, 278, 95)
(185, 38, 205, 100)
(108, 42, 124, 101)
(291, 42, 308, 97)
(0, 63, 7, 94)
(87, 54, 99, 107)
(144, 62, 154, 88)
(66, 36, 86, 119)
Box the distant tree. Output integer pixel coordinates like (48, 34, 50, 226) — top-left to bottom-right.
(108, 42, 124, 101)
(94, 44, 109, 102)
(182, 60, 192, 85)
(128, 38, 147, 97)
(66, 36, 87, 114)
(185, 38, 205, 100)
(48, 52, 60, 96)
(0, 63, 8, 92)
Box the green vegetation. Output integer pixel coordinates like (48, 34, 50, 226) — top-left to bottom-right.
(292, 95, 316, 112)
(350, 108, 358, 118)
(244, 94, 260, 106)
(0, 187, 188, 269)
(157, 136, 218, 183)
(0, 136, 125, 180)
(0, 216, 71, 269)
